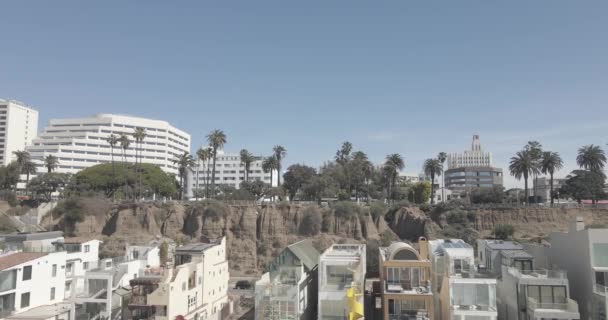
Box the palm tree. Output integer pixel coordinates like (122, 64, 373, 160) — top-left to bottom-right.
(202, 147, 213, 198)
(423, 158, 442, 204)
(262, 156, 278, 188)
(576, 144, 607, 173)
(437, 152, 447, 202)
(12, 151, 32, 192)
(206, 129, 227, 198)
(541, 151, 563, 206)
(239, 149, 255, 182)
(43, 155, 59, 173)
(119, 134, 131, 199)
(132, 127, 147, 199)
(384, 153, 405, 202)
(195, 147, 206, 198)
(525, 141, 543, 202)
(12, 150, 30, 168)
(509, 150, 537, 205)
(106, 134, 119, 198)
(22, 160, 37, 192)
(273, 145, 287, 185)
(172, 152, 195, 200)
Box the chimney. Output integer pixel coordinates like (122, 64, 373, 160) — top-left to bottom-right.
(418, 237, 428, 260)
(569, 216, 585, 233)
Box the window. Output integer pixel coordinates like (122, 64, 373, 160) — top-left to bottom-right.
(50, 287, 55, 300)
(593, 244, 608, 267)
(83, 262, 89, 270)
(84, 245, 90, 252)
(22, 266, 32, 281)
(52, 264, 57, 277)
(20, 292, 30, 308)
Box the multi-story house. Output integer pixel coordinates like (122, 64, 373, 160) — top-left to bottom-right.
(0, 99, 38, 167)
(1, 231, 63, 253)
(428, 239, 497, 320)
(379, 238, 434, 320)
(53, 238, 102, 297)
(477, 239, 581, 320)
(476, 239, 526, 276)
(318, 244, 366, 320)
(26, 114, 191, 176)
(255, 239, 320, 320)
(543, 217, 608, 320)
(129, 238, 230, 320)
(0, 251, 67, 319)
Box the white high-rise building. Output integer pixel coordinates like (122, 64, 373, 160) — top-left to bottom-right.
(0, 99, 39, 166)
(447, 135, 493, 169)
(26, 114, 190, 175)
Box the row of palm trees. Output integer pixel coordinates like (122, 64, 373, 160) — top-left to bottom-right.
(509, 142, 607, 205)
(105, 127, 149, 200)
(11, 151, 60, 191)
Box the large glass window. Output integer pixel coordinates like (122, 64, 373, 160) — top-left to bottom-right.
(386, 267, 421, 290)
(0, 293, 15, 315)
(325, 265, 353, 290)
(387, 299, 427, 318)
(452, 283, 495, 307)
(593, 244, 608, 267)
(527, 285, 567, 304)
(0, 271, 17, 292)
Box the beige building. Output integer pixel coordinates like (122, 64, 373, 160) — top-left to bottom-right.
(379, 238, 434, 320)
(0, 99, 38, 166)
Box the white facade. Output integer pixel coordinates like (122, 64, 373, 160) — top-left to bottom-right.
(0, 99, 39, 166)
(187, 150, 276, 197)
(26, 114, 190, 175)
(56, 238, 102, 298)
(546, 217, 608, 320)
(0, 251, 68, 319)
(318, 244, 366, 320)
(428, 239, 497, 320)
(447, 135, 493, 170)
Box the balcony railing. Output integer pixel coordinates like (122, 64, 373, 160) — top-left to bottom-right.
(595, 284, 608, 296)
(527, 297, 579, 313)
(507, 268, 566, 279)
(384, 280, 432, 295)
(452, 304, 497, 312)
(388, 310, 430, 320)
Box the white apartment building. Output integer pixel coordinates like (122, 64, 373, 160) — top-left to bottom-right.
(0, 99, 39, 166)
(186, 150, 276, 197)
(318, 244, 366, 320)
(53, 238, 102, 298)
(428, 239, 497, 320)
(26, 114, 190, 175)
(0, 251, 68, 319)
(447, 135, 493, 170)
(544, 217, 608, 320)
(129, 238, 230, 320)
(255, 239, 320, 320)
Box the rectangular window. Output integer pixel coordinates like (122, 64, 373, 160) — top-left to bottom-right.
(20, 292, 30, 308)
(593, 244, 608, 267)
(22, 266, 32, 281)
(52, 264, 57, 277)
(83, 262, 89, 270)
(50, 287, 55, 300)
(84, 245, 90, 252)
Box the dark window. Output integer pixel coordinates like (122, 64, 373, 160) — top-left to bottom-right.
(20, 292, 30, 308)
(50, 287, 55, 300)
(22, 266, 32, 281)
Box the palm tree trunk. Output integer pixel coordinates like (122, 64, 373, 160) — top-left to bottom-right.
(195, 159, 200, 199)
(550, 173, 554, 207)
(211, 151, 217, 198)
(277, 162, 281, 186)
(524, 176, 529, 205)
(110, 146, 116, 200)
(431, 175, 435, 204)
(179, 173, 184, 200)
(205, 159, 210, 198)
(123, 149, 128, 200)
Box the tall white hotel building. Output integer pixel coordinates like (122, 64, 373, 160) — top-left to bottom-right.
(0, 99, 39, 166)
(26, 114, 191, 175)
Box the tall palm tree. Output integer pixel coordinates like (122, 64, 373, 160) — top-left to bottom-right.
(21, 160, 37, 192)
(509, 150, 537, 205)
(525, 141, 543, 202)
(106, 134, 119, 198)
(262, 156, 278, 187)
(540, 151, 563, 206)
(12, 150, 30, 168)
(172, 152, 195, 200)
(384, 153, 404, 202)
(119, 134, 131, 199)
(576, 144, 607, 173)
(195, 147, 205, 198)
(273, 145, 287, 186)
(12, 151, 32, 192)
(206, 129, 227, 198)
(44, 155, 59, 173)
(132, 127, 147, 200)
(202, 147, 213, 198)
(437, 152, 447, 202)
(423, 158, 442, 204)
(239, 149, 255, 182)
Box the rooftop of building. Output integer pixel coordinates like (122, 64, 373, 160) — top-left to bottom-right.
(0, 252, 47, 271)
(176, 242, 218, 254)
(5, 303, 72, 320)
(286, 239, 320, 270)
(429, 239, 473, 258)
(480, 239, 523, 250)
(380, 241, 426, 261)
(499, 249, 533, 260)
(321, 244, 365, 259)
(2, 231, 63, 242)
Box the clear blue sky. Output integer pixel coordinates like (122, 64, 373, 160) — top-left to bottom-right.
(1, 1, 607, 188)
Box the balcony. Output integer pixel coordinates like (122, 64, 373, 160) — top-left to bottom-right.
(527, 297, 580, 319)
(507, 268, 566, 279)
(596, 284, 608, 297)
(384, 280, 432, 295)
(388, 311, 430, 320)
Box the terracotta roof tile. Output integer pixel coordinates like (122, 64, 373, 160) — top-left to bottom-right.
(0, 252, 47, 271)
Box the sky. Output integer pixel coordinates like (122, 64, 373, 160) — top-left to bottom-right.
(1, 1, 607, 188)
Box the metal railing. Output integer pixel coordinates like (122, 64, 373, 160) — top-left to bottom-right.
(595, 283, 608, 296)
(384, 280, 432, 294)
(507, 268, 566, 279)
(452, 304, 497, 312)
(527, 297, 579, 313)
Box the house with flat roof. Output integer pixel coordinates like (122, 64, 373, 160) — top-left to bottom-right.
(379, 238, 433, 320)
(428, 239, 497, 320)
(318, 244, 366, 320)
(476, 239, 526, 276)
(255, 239, 320, 320)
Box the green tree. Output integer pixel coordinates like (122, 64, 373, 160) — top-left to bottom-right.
(577, 144, 607, 174)
(384, 153, 405, 202)
(239, 149, 255, 181)
(302, 175, 330, 203)
(206, 129, 227, 198)
(119, 134, 131, 199)
(493, 224, 515, 240)
(44, 155, 59, 173)
(283, 164, 316, 201)
(239, 180, 269, 199)
(525, 141, 543, 201)
(12, 150, 30, 168)
(21, 160, 37, 191)
(159, 241, 169, 265)
(509, 149, 537, 204)
(196, 147, 213, 198)
(560, 170, 606, 204)
(299, 206, 322, 236)
(172, 152, 195, 200)
(335, 141, 353, 166)
(273, 145, 287, 186)
(438, 152, 447, 202)
(106, 134, 119, 199)
(349, 151, 372, 201)
(28, 173, 71, 201)
(132, 127, 147, 200)
(540, 151, 563, 206)
(411, 181, 431, 204)
(470, 186, 505, 204)
(423, 158, 442, 204)
(12, 151, 35, 191)
(0, 162, 20, 191)
(262, 156, 278, 189)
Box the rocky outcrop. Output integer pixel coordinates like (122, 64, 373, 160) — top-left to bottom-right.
(387, 207, 429, 241)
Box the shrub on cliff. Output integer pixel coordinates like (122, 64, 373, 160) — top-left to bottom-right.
(190, 199, 230, 221)
(493, 224, 515, 240)
(332, 201, 363, 219)
(299, 206, 322, 236)
(369, 202, 388, 220)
